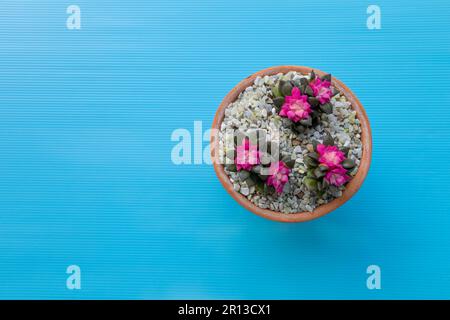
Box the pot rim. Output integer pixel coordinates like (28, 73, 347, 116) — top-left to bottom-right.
(211, 66, 372, 222)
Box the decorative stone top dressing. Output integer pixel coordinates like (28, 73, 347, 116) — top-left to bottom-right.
(217, 71, 363, 214)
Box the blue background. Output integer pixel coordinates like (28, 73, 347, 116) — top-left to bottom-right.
(0, 0, 449, 299)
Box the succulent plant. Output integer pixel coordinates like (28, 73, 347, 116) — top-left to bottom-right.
(229, 130, 355, 198)
(230, 132, 295, 196)
(342, 158, 356, 169)
(271, 70, 339, 132)
(302, 132, 355, 195)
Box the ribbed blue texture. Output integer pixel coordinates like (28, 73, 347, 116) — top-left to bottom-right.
(0, 0, 449, 299)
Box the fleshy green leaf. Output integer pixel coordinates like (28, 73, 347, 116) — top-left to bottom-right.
(303, 177, 318, 191)
(321, 74, 332, 82)
(278, 80, 287, 96)
(272, 85, 282, 98)
(304, 156, 318, 168)
(300, 117, 312, 126)
(266, 184, 275, 194)
(341, 147, 350, 156)
(312, 140, 320, 149)
(304, 85, 314, 96)
(314, 167, 326, 178)
(318, 179, 329, 192)
(307, 152, 319, 161)
(273, 97, 285, 108)
(244, 177, 255, 187)
(252, 165, 262, 174)
(285, 159, 296, 169)
(293, 124, 306, 133)
(308, 97, 320, 107)
(342, 158, 356, 169)
(255, 180, 265, 194)
(319, 103, 333, 114)
(307, 168, 316, 178)
(323, 133, 334, 146)
(317, 178, 324, 191)
(281, 82, 293, 97)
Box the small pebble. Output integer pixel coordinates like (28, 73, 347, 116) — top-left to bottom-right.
(240, 187, 250, 196)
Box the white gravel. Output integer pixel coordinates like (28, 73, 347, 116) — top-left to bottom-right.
(218, 71, 363, 213)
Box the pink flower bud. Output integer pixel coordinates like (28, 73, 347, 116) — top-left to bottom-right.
(310, 78, 332, 104)
(279, 87, 312, 122)
(317, 144, 346, 168)
(324, 166, 350, 186)
(266, 161, 291, 194)
(235, 138, 260, 171)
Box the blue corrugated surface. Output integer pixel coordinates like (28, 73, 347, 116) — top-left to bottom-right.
(0, 0, 449, 299)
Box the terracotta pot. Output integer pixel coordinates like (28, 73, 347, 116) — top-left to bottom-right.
(211, 66, 372, 222)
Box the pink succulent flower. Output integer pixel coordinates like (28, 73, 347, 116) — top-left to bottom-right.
(317, 144, 346, 168)
(279, 87, 312, 122)
(324, 166, 350, 186)
(235, 138, 260, 171)
(310, 78, 332, 104)
(266, 161, 291, 194)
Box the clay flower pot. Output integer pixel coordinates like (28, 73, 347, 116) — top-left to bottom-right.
(211, 66, 372, 222)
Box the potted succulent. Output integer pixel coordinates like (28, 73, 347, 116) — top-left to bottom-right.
(211, 66, 372, 222)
